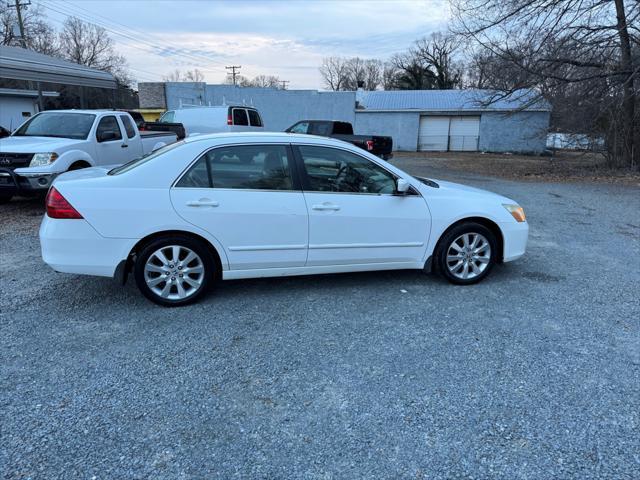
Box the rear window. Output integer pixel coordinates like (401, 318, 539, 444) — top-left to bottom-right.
(108, 141, 185, 175)
(232, 108, 248, 126)
(247, 110, 263, 127)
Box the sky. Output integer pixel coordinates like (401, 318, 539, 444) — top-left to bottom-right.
(37, 0, 451, 89)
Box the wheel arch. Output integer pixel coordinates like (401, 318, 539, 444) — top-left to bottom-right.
(430, 216, 504, 271)
(125, 230, 224, 281)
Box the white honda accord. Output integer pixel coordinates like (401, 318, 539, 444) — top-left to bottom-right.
(40, 133, 528, 306)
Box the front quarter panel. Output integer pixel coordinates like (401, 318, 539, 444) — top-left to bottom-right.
(417, 181, 527, 260)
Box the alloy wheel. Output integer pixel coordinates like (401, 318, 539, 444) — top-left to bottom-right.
(445, 232, 491, 280)
(143, 245, 205, 301)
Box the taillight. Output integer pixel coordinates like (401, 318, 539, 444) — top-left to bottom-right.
(227, 114, 233, 125)
(46, 187, 83, 219)
(366, 140, 374, 151)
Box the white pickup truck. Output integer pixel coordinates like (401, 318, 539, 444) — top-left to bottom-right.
(0, 110, 178, 202)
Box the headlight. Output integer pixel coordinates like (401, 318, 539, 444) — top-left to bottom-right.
(503, 204, 526, 222)
(29, 152, 59, 167)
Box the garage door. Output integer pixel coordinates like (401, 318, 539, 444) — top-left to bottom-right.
(449, 116, 480, 151)
(418, 116, 449, 151)
(418, 115, 480, 152)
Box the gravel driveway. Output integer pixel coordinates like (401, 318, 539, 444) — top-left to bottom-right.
(1, 158, 639, 479)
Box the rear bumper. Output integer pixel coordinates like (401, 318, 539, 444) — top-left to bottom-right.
(500, 220, 529, 262)
(0, 168, 56, 197)
(40, 216, 135, 278)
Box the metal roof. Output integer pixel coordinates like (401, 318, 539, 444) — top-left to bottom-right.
(360, 89, 550, 112)
(0, 45, 116, 89)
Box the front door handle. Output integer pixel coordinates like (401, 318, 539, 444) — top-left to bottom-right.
(121, 144, 128, 148)
(312, 203, 340, 211)
(186, 199, 219, 207)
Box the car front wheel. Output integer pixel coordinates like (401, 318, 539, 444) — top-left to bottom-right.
(436, 222, 498, 285)
(134, 235, 214, 306)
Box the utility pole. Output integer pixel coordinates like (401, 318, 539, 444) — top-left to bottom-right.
(9, 0, 30, 48)
(279, 80, 290, 90)
(225, 65, 242, 86)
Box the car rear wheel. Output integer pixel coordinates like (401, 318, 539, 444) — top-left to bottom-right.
(436, 222, 497, 285)
(134, 235, 214, 307)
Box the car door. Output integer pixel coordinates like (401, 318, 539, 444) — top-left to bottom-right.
(94, 115, 129, 165)
(294, 144, 430, 266)
(170, 144, 308, 270)
(119, 114, 143, 158)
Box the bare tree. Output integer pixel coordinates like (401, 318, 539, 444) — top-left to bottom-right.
(319, 56, 349, 91)
(163, 69, 182, 82)
(414, 33, 462, 89)
(59, 17, 131, 85)
(250, 75, 281, 88)
(183, 68, 205, 82)
(363, 59, 383, 90)
(385, 32, 462, 90)
(452, 0, 639, 168)
(0, 3, 58, 55)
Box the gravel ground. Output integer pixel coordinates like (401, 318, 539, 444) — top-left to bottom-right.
(1, 158, 639, 479)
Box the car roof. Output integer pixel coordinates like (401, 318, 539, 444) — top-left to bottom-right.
(181, 131, 357, 148)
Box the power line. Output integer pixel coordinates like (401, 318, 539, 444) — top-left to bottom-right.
(40, 0, 227, 73)
(225, 66, 241, 86)
(37, 12, 163, 82)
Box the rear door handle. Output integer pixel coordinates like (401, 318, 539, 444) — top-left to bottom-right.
(312, 203, 340, 211)
(186, 199, 219, 207)
(121, 144, 128, 148)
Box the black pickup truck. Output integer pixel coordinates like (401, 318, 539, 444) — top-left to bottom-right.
(285, 120, 393, 159)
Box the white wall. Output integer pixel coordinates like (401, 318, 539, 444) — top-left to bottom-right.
(0, 96, 37, 131)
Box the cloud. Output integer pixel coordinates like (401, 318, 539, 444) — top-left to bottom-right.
(60, 0, 451, 88)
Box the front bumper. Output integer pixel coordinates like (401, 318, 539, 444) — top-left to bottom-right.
(40, 215, 136, 278)
(500, 220, 529, 262)
(0, 168, 57, 197)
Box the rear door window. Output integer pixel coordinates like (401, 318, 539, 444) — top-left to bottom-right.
(247, 110, 263, 127)
(309, 122, 331, 136)
(176, 145, 294, 191)
(120, 115, 137, 139)
(232, 108, 249, 126)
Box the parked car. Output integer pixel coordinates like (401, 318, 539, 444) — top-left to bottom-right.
(40, 132, 528, 307)
(0, 110, 178, 203)
(285, 120, 393, 159)
(149, 106, 264, 138)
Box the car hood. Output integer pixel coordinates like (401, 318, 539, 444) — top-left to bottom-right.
(0, 136, 81, 153)
(418, 177, 516, 204)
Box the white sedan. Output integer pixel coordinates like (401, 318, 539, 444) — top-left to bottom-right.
(40, 133, 528, 306)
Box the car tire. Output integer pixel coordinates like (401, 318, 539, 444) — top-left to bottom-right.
(0, 194, 12, 204)
(134, 235, 214, 307)
(435, 222, 498, 285)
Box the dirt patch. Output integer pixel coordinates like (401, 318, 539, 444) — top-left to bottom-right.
(393, 151, 640, 186)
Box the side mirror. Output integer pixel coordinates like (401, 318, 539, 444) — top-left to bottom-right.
(396, 178, 410, 194)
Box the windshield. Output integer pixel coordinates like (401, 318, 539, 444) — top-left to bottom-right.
(13, 112, 96, 140)
(108, 140, 185, 175)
